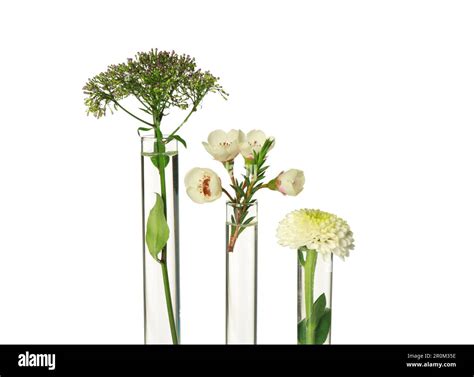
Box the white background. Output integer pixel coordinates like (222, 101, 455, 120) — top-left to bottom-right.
(1, 0, 473, 344)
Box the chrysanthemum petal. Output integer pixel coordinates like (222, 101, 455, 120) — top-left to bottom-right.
(276, 209, 354, 260)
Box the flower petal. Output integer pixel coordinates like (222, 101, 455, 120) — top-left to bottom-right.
(186, 187, 206, 204)
(184, 167, 204, 187)
(276, 209, 354, 259)
(207, 129, 227, 144)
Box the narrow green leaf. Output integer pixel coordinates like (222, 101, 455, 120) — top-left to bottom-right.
(145, 193, 170, 260)
(137, 127, 152, 136)
(242, 216, 255, 226)
(244, 175, 251, 186)
(252, 150, 258, 162)
(230, 184, 245, 198)
(238, 216, 256, 235)
(169, 134, 187, 148)
(314, 308, 331, 344)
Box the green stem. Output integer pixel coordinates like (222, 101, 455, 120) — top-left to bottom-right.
(153, 123, 178, 344)
(158, 163, 167, 223)
(161, 262, 178, 344)
(110, 98, 154, 126)
(154, 124, 168, 246)
(167, 103, 198, 139)
(304, 249, 317, 344)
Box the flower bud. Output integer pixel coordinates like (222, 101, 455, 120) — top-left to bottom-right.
(270, 169, 305, 196)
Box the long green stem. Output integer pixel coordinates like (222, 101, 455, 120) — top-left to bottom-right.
(110, 97, 154, 126)
(158, 149, 179, 343)
(157, 157, 179, 343)
(154, 123, 178, 344)
(167, 103, 198, 139)
(161, 262, 178, 344)
(304, 249, 317, 344)
(158, 163, 167, 227)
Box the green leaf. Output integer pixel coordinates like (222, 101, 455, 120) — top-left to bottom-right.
(148, 138, 170, 169)
(137, 127, 152, 136)
(151, 154, 170, 169)
(310, 293, 327, 329)
(145, 193, 170, 260)
(314, 308, 331, 344)
(230, 184, 245, 198)
(168, 135, 187, 148)
(237, 216, 256, 236)
(244, 175, 251, 187)
(297, 319, 306, 344)
(242, 216, 256, 226)
(299, 292, 330, 345)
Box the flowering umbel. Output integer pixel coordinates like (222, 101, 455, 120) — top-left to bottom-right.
(83, 50, 228, 345)
(277, 209, 354, 260)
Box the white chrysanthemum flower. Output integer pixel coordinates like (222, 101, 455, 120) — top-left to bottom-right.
(277, 209, 354, 260)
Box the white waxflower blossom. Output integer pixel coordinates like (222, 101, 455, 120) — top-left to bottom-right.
(277, 209, 354, 260)
(202, 129, 244, 162)
(185, 168, 222, 204)
(239, 129, 274, 159)
(275, 169, 305, 196)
